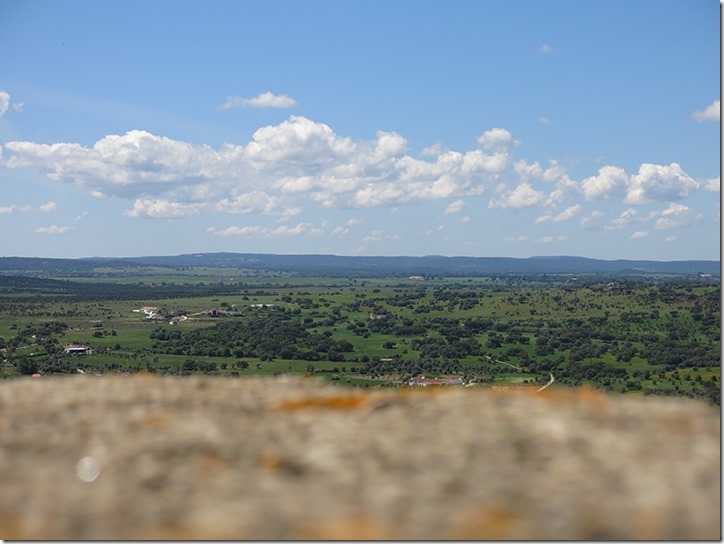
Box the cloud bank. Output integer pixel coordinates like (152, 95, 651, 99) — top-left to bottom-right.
(1, 116, 515, 218)
(0, 115, 715, 238)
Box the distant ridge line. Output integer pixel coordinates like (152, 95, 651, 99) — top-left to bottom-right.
(0, 253, 718, 277)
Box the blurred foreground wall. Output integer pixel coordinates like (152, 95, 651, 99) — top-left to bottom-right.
(0, 376, 719, 540)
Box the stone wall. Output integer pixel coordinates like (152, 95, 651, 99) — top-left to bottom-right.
(0, 376, 719, 539)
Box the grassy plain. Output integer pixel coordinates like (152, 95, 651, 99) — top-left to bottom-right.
(0, 269, 719, 404)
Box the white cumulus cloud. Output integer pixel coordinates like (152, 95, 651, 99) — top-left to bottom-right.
(625, 163, 699, 204)
(272, 222, 323, 236)
(691, 100, 720, 122)
(0, 114, 713, 227)
(444, 199, 466, 215)
(0, 91, 9, 117)
(211, 225, 267, 237)
(0, 90, 23, 117)
(35, 225, 71, 235)
(0, 201, 57, 214)
(606, 208, 640, 231)
(3, 129, 242, 196)
(124, 199, 203, 218)
(702, 177, 720, 192)
(477, 128, 516, 151)
(245, 115, 354, 168)
(653, 203, 702, 230)
(488, 183, 545, 209)
(214, 192, 278, 214)
(535, 204, 582, 223)
(420, 142, 444, 157)
(513, 160, 565, 183)
(537, 235, 566, 243)
(580, 166, 629, 200)
(220, 91, 297, 110)
(211, 222, 321, 237)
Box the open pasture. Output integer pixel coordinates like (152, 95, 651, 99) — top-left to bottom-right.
(0, 272, 719, 403)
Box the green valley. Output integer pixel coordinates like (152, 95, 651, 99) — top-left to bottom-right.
(0, 261, 719, 405)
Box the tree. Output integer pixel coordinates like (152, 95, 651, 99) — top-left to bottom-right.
(16, 357, 39, 375)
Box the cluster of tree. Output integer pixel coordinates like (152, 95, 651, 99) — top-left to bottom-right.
(2, 321, 68, 363)
(14, 356, 79, 375)
(640, 340, 720, 369)
(358, 356, 467, 379)
(1, 274, 718, 406)
(149, 314, 355, 362)
(4, 321, 68, 346)
(430, 289, 482, 311)
(560, 361, 628, 381)
(409, 336, 482, 359)
(180, 359, 218, 372)
(0, 274, 251, 303)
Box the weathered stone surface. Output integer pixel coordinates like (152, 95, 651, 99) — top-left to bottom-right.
(0, 375, 719, 540)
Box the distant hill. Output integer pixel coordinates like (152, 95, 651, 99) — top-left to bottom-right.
(119, 253, 720, 277)
(0, 253, 718, 278)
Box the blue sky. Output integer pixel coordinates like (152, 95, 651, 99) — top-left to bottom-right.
(0, 0, 720, 260)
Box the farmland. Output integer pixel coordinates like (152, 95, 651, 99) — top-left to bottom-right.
(0, 265, 719, 404)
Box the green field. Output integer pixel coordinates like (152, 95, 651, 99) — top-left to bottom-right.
(0, 270, 719, 404)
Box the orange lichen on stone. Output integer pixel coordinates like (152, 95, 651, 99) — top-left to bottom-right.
(294, 514, 398, 540)
(399, 385, 457, 397)
(272, 393, 372, 411)
(536, 386, 610, 410)
(0, 511, 24, 540)
(452, 502, 529, 540)
(257, 450, 284, 471)
(256, 450, 307, 476)
(142, 411, 170, 430)
(128, 520, 254, 541)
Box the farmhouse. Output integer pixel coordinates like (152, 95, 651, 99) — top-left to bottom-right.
(64, 344, 93, 355)
(133, 306, 160, 318)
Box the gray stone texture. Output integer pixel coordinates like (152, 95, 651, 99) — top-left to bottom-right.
(0, 375, 719, 540)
